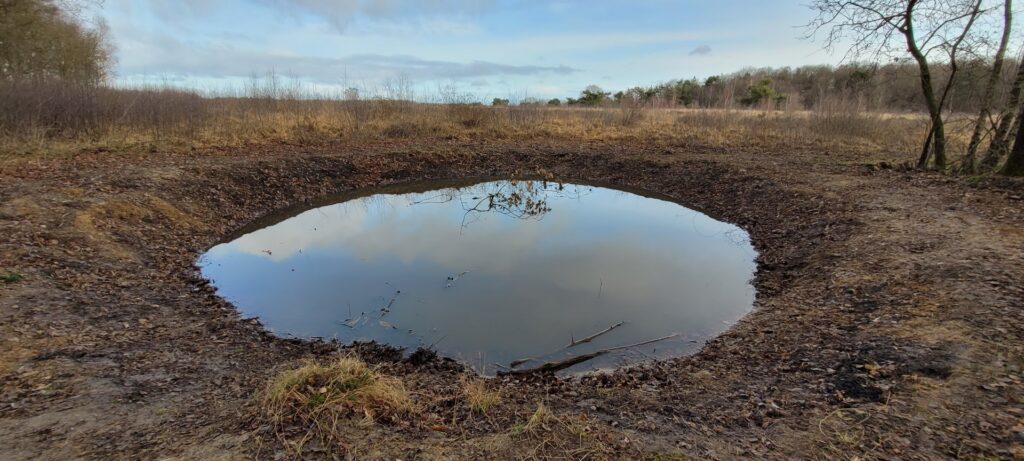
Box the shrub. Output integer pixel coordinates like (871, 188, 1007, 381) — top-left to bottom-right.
(740, 79, 780, 107)
(577, 85, 610, 106)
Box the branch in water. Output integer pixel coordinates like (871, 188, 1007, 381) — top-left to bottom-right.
(511, 321, 626, 368)
(501, 333, 680, 376)
(567, 321, 624, 348)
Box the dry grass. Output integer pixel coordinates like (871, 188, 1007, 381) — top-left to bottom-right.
(462, 377, 501, 413)
(260, 355, 415, 453)
(522, 403, 557, 433)
(0, 80, 961, 162)
(506, 403, 620, 460)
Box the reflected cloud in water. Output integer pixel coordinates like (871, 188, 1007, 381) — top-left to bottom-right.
(200, 180, 757, 375)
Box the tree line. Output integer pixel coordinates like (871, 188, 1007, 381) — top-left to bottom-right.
(560, 60, 1022, 115)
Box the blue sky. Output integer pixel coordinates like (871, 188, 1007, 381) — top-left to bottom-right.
(95, 0, 841, 101)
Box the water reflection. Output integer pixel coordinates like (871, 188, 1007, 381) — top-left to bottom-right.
(411, 180, 565, 229)
(199, 179, 757, 375)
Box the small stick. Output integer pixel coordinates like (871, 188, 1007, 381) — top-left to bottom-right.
(428, 334, 448, 350)
(377, 291, 400, 318)
(601, 333, 679, 353)
(567, 321, 624, 348)
(338, 315, 364, 328)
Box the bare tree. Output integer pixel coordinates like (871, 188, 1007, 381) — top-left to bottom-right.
(1003, 101, 1024, 175)
(960, 0, 1011, 174)
(980, 51, 1024, 170)
(807, 0, 987, 170)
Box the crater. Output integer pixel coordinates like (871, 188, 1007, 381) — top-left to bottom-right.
(199, 179, 757, 375)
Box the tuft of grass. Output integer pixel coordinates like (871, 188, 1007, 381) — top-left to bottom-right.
(523, 403, 556, 433)
(264, 355, 413, 420)
(1, 272, 23, 284)
(462, 377, 501, 414)
(505, 403, 619, 459)
(261, 355, 415, 453)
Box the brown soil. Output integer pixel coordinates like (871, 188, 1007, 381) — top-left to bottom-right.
(0, 139, 1021, 460)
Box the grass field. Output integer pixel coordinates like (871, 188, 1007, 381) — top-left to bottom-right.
(0, 80, 957, 163)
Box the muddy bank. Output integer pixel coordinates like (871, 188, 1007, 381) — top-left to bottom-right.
(0, 139, 1022, 459)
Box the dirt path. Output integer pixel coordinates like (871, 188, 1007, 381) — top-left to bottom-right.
(0, 140, 1021, 459)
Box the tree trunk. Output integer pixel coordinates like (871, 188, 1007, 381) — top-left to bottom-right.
(982, 54, 1024, 170)
(963, 0, 1012, 174)
(1005, 102, 1024, 175)
(904, 2, 946, 170)
(918, 125, 934, 167)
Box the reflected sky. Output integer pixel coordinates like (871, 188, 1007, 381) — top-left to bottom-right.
(199, 180, 757, 375)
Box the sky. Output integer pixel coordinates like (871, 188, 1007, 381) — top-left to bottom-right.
(93, 0, 842, 102)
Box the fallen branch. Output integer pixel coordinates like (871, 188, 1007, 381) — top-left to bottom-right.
(509, 356, 537, 369)
(501, 333, 679, 376)
(502, 351, 608, 376)
(568, 321, 624, 348)
(511, 321, 625, 368)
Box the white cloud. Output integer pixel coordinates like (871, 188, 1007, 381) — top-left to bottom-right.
(114, 29, 578, 84)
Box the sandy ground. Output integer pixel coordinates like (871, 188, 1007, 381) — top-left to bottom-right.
(0, 138, 1022, 460)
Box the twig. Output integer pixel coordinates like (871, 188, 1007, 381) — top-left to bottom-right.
(598, 333, 679, 353)
(338, 315, 363, 328)
(427, 334, 447, 350)
(567, 321, 624, 348)
(377, 291, 400, 318)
